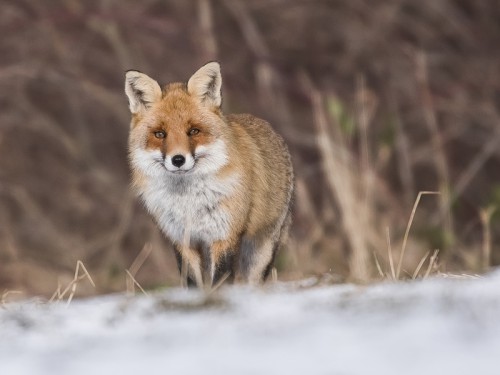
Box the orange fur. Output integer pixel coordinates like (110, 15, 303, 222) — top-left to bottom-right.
(125, 63, 293, 287)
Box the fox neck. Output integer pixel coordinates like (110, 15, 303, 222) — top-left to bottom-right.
(138, 159, 240, 245)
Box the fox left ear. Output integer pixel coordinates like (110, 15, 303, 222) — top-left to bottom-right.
(187, 62, 222, 108)
(125, 70, 162, 114)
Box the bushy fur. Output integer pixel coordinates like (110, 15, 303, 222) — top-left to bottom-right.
(125, 62, 293, 287)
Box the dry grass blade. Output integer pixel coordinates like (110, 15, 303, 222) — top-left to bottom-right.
(126, 269, 150, 297)
(1, 290, 22, 306)
(49, 260, 95, 305)
(373, 252, 385, 278)
(299, 71, 372, 282)
(415, 51, 453, 240)
(127, 243, 153, 295)
(49, 282, 63, 303)
(386, 227, 396, 280)
(424, 249, 440, 279)
(129, 243, 153, 277)
(396, 191, 440, 279)
(479, 206, 496, 272)
(412, 251, 430, 279)
(66, 261, 95, 306)
(210, 272, 231, 294)
(271, 267, 278, 283)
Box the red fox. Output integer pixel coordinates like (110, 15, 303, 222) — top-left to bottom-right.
(124, 62, 293, 287)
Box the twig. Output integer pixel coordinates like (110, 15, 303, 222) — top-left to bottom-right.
(454, 131, 500, 201)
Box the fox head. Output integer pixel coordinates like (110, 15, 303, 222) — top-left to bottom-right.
(125, 62, 228, 179)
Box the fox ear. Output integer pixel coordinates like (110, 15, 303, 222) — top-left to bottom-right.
(125, 71, 162, 114)
(187, 62, 222, 108)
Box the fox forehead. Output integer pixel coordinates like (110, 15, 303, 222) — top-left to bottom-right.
(134, 83, 219, 132)
(152, 84, 197, 127)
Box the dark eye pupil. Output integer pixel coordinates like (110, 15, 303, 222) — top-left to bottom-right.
(155, 131, 165, 138)
(190, 128, 199, 135)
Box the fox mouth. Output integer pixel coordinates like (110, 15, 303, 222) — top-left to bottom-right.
(171, 169, 190, 174)
(162, 154, 207, 174)
(159, 162, 195, 175)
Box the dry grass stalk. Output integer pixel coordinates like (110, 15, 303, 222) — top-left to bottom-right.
(1, 290, 23, 306)
(271, 267, 278, 283)
(373, 253, 385, 278)
(385, 227, 396, 280)
(125, 270, 150, 297)
(479, 206, 496, 272)
(49, 260, 95, 306)
(415, 51, 453, 241)
(209, 272, 231, 294)
(454, 133, 500, 201)
(389, 86, 415, 205)
(412, 251, 430, 279)
(126, 243, 153, 295)
(299, 71, 373, 282)
(396, 191, 440, 279)
(424, 250, 440, 279)
(356, 75, 378, 218)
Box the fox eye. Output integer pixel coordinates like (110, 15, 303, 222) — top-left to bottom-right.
(188, 128, 200, 136)
(154, 130, 166, 139)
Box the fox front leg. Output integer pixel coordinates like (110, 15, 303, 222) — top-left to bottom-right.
(237, 236, 279, 284)
(201, 239, 238, 288)
(173, 244, 203, 288)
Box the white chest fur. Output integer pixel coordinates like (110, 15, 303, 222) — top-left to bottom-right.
(141, 173, 238, 245)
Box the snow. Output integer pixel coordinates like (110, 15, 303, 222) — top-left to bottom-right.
(1, 271, 500, 375)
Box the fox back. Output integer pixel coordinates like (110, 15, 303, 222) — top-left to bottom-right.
(125, 62, 293, 287)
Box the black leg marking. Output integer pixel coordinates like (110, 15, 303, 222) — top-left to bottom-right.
(173, 245, 197, 288)
(213, 251, 236, 285)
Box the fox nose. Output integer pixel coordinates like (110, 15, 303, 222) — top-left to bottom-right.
(171, 154, 186, 168)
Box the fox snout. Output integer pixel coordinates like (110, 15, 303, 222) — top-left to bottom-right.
(164, 152, 195, 173)
(171, 154, 185, 167)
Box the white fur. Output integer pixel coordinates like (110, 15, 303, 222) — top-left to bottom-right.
(130, 148, 165, 178)
(130, 138, 238, 245)
(143, 173, 239, 245)
(164, 153, 195, 172)
(193, 139, 229, 174)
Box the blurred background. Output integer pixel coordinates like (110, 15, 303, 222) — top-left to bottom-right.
(1, 0, 500, 296)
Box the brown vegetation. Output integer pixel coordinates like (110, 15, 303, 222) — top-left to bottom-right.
(1, 0, 500, 296)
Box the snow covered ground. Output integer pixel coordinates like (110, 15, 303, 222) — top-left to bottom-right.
(1, 271, 500, 375)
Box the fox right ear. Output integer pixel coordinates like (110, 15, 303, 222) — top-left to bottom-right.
(124, 71, 162, 114)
